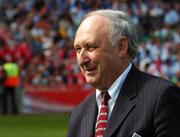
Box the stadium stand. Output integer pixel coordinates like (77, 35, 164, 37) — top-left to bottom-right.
(0, 0, 179, 113)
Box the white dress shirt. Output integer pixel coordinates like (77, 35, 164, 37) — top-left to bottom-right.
(96, 63, 132, 119)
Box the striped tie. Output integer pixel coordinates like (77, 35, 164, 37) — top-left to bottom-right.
(94, 92, 110, 137)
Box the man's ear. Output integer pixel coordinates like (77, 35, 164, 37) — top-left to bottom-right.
(118, 36, 128, 58)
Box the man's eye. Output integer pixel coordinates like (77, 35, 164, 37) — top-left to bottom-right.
(75, 47, 81, 53)
(87, 46, 97, 51)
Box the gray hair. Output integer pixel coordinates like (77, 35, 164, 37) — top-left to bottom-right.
(83, 9, 138, 59)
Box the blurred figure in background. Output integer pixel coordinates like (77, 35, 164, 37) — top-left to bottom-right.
(1, 56, 20, 115)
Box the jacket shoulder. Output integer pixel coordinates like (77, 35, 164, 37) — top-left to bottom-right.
(71, 92, 95, 116)
(67, 92, 96, 136)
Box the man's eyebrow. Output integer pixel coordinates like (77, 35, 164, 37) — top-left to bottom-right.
(73, 42, 97, 48)
(86, 42, 97, 46)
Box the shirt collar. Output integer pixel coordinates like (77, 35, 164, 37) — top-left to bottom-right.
(96, 63, 132, 107)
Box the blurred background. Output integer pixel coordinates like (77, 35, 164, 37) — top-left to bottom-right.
(0, 0, 179, 136)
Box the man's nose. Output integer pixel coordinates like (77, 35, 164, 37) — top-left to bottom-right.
(78, 51, 90, 67)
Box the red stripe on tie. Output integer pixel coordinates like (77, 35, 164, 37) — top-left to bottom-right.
(94, 92, 110, 137)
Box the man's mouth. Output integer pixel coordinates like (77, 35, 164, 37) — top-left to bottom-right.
(84, 67, 97, 75)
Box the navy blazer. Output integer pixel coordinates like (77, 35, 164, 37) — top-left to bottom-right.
(67, 65, 180, 137)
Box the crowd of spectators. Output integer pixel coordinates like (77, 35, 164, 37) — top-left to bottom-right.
(0, 0, 179, 88)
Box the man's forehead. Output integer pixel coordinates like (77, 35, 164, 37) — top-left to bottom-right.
(75, 15, 109, 37)
(74, 15, 110, 47)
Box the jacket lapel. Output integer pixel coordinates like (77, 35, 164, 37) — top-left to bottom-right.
(80, 94, 98, 137)
(104, 65, 139, 137)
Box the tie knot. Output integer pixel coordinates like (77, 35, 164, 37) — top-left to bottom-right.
(101, 92, 110, 105)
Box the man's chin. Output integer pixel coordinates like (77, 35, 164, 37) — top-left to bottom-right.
(86, 79, 100, 88)
(86, 78, 97, 86)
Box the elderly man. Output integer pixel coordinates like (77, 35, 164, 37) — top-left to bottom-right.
(67, 9, 180, 137)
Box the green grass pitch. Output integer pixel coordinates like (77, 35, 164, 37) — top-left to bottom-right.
(0, 114, 68, 137)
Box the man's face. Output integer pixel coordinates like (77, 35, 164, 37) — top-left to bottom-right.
(74, 15, 122, 90)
